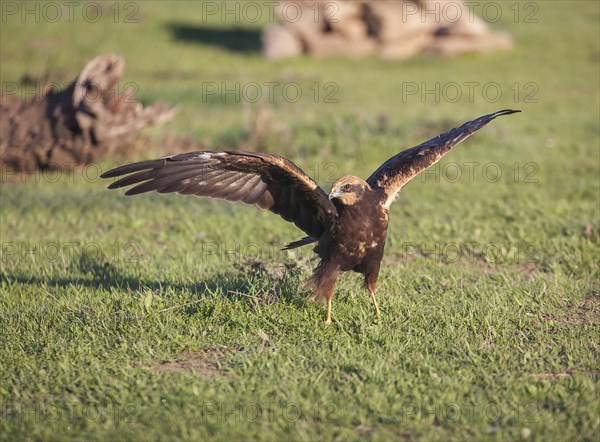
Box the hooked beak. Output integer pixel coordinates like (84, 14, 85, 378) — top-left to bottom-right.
(329, 188, 340, 200)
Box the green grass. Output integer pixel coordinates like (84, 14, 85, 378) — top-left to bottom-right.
(1, 1, 599, 440)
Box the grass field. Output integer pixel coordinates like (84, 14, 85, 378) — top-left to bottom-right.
(1, 1, 599, 440)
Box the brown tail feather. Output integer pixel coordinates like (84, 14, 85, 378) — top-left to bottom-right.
(305, 261, 340, 303)
(283, 236, 317, 250)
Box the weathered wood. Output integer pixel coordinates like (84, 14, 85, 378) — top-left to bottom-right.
(380, 32, 435, 60)
(263, 0, 513, 60)
(364, 0, 437, 43)
(306, 32, 377, 59)
(0, 54, 174, 171)
(330, 16, 369, 41)
(426, 31, 513, 56)
(261, 24, 304, 60)
(274, 0, 325, 43)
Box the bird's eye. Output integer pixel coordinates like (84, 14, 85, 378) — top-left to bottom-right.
(343, 184, 351, 191)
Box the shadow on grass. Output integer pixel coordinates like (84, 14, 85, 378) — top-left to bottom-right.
(166, 23, 262, 53)
(1, 255, 310, 313)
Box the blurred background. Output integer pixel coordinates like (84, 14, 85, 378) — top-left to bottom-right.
(2, 1, 595, 165)
(1, 1, 598, 440)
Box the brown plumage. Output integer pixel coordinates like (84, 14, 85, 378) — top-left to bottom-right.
(101, 109, 520, 323)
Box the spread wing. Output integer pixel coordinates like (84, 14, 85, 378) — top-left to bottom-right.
(101, 151, 338, 240)
(367, 109, 521, 208)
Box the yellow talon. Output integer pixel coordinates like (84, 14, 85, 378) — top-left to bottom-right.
(325, 298, 332, 324)
(370, 290, 381, 317)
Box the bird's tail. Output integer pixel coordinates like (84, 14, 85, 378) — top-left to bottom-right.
(282, 236, 317, 250)
(305, 261, 340, 303)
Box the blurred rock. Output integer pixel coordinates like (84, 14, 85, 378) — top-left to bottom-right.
(274, 0, 325, 43)
(262, 0, 513, 60)
(380, 32, 435, 60)
(327, 1, 367, 41)
(261, 25, 304, 60)
(330, 0, 363, 22)
(426, 31, 513, 56)
(449, 13, 491, 37)
(364, 0, 437, 43)
(330, 17, 369, 41)
(307, 33, 377, 58)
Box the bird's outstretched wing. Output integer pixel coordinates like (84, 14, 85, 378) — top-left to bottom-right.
(366, 109, 521, 208)
(101, 151, 337, 240)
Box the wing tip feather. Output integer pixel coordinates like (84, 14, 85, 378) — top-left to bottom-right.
(488, 109, 521, 120)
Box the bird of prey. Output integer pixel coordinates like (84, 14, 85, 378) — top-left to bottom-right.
(101, 109, 520, 323)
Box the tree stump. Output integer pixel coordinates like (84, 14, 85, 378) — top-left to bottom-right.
(0, 54, 174, 172)
(261, 0, 513, 60)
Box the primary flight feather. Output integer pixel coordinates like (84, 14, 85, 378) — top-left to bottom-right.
(101, 109, 520, 323)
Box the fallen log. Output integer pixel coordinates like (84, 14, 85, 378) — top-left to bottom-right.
(263, 0, 514, 60)
(0, 54, 174, 172)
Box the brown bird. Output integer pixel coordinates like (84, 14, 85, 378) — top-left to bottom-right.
(101, 109, 520, 323)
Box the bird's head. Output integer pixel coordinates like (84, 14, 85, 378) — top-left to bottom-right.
(329, 176, 370, 206)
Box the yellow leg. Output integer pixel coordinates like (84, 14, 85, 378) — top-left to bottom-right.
(325, 298, 332, 324)
(369, 289, 381, 317)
